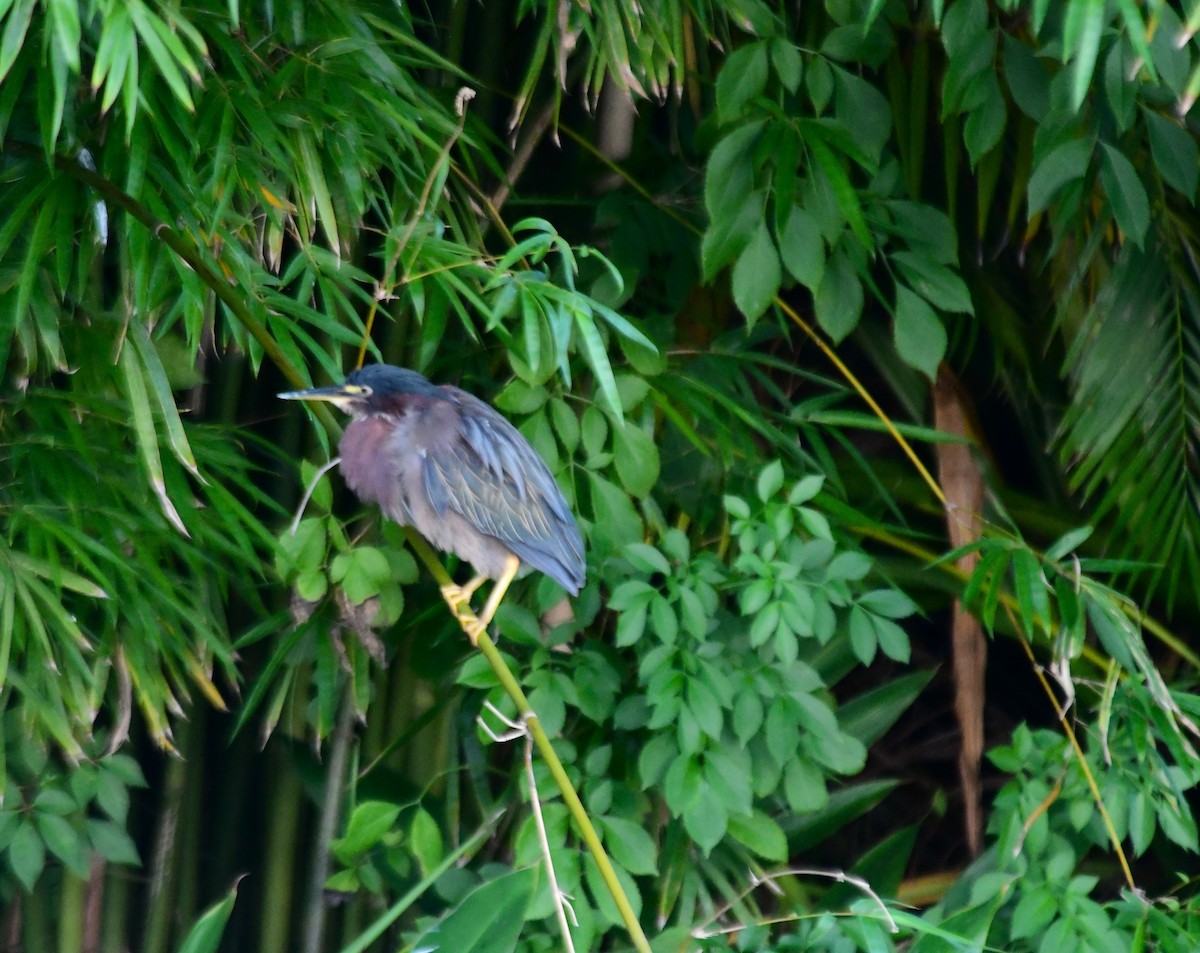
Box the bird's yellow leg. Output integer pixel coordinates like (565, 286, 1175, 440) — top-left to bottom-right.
(465, 555, 520, 646)
(440, 574, 487, 625)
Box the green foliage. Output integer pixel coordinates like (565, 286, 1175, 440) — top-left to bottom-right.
(174, 882, 241, 953)
(5, 0, 1200, 951)
(0, 721, 145, 892)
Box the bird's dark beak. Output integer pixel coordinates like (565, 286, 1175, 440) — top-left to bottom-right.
(278, 383, 367, 410)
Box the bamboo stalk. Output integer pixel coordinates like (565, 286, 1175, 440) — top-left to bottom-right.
(300, 694, 356, 953)
(260, 741, 304, 953)
(57, 872, 84, 953)
(100, 868, 129, 953)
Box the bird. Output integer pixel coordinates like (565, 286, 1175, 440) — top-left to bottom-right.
(280, 364, 585, 643)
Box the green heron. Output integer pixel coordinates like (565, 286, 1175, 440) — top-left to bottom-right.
(280, 364, 585, 643)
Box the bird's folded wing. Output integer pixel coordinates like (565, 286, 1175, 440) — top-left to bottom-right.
(422, 395, 584, 592)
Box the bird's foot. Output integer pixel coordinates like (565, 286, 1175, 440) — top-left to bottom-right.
(440, 576, 487, 636)
(439, 583, 475, 622)
(463, 617, 486, 647)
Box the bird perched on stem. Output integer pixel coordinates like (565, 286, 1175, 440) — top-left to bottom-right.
(280, 364, 585, 643)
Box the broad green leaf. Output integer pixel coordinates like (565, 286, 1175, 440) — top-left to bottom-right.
(34, 813, 88, 876)
(813, 249, 863, 342)
(805, 128, 873, 247)
(702, 189, 765, 282)
(86, 819, 140, 866)
(415, 806, 448, 873)
(682, 785, 727, 853)
(780, 206, 825, 291)
(833, 66, 892, 163)
(888, 201, 959, 264)
(1027, 138, 1094, 215)
(1011, 887, 1058, 940)
(336, 801, 401, 858)
(600, 816, 658, 875)
(8, 820, 44, 891)
(1143, 109, 1199, 200)
(727, 809, 788, 861)
(784, 759, 828, 813)
(893, 284, 947, 381)
(806, 56, 834, 112)
(493, 379, 548, 414)
(1099, 143, 1150, 247)
(414, 867, 536, 953)
(757, 460, 785, 501)
(95, 770, 130, 825)
(874, 616, 911, 662)
(613, 422, 660, 498)
(893, 252, 974, 314)
(857, 588, 916, 618)
(771, 39, 802, 92)
(704, 120, 765, 227)
(716, 41, 769, 122)
(330, 547, 391, 605)
(849, 605, 877, 664)
(731, 221, 781, 323)
(963, 72, 1006, 166)
(1003, 33, 1050, 120)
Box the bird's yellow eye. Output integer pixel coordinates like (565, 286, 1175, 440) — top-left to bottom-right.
(345, 384, 372, 397)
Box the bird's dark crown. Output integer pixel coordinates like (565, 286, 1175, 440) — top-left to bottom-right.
(344, 365, 445, 404)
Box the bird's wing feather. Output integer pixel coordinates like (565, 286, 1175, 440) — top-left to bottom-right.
(421, 391, 585, 592)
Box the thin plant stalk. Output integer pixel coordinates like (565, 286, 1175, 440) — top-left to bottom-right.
(301, 693, 357, 953)
(402, 528, 653, 953)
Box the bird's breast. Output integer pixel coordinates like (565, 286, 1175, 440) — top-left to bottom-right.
(339, 415, 405, 511)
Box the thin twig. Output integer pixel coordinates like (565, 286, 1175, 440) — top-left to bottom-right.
(478, 703, 578, 953)
(289, 456, 341, 534)
(693, 866, 897, 938)
(356, 88, 476, 370)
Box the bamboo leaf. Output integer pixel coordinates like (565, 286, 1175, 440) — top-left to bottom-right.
(0, 0, 34, 85)
(176, 880, 243, 953)
(1064, 0, 1106, 112)
(296, 132, 341, 253)
(574, 310, 623, 422)
(127, 0, 195, 110)
(127, 321, 202, 480)
(119, 340, 190, 537)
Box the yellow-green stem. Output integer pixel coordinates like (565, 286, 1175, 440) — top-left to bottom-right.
(401, 529, 652, 953)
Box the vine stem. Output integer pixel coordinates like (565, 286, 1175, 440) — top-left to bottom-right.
(400, 529, 652, 953)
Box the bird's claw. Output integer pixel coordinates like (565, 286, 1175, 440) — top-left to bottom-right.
(440, 581, 484, 642)
(463, 618, 486, 646)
